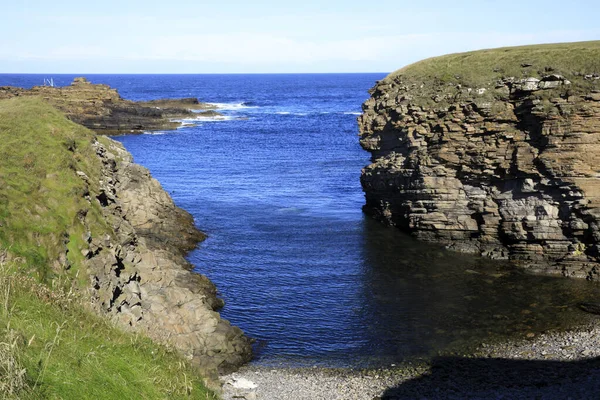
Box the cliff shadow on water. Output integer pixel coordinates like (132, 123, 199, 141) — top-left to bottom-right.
(359, 217, 600, 363)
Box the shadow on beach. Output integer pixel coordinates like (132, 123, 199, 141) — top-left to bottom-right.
(379, 356, 600, 399)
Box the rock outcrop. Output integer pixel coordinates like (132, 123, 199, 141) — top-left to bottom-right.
(0, 95, 251, 375)
(0, 77, 220, 134)
(359, 41, 600, 279)
(82, 137, 252, 374)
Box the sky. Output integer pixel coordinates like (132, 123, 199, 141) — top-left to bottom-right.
(1, 0, 599, 74)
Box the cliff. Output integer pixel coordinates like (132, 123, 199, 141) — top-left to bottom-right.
(0, 97, 251, 374)
(0, 77, 220, 134)
(359, 41, 600, 279)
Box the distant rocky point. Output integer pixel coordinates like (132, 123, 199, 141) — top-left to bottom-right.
(0, 77, 221, 134)
(359, 41, 600, 279)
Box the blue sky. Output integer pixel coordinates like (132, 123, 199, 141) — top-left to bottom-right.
(1, 0, 599, 73)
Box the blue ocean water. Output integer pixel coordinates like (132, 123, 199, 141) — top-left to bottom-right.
(2, 74, 598, 368)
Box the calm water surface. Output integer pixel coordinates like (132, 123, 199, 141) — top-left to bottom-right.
(2, 74, 599, 367)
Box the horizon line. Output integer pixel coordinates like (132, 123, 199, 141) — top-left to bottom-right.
(0, 71, 390, 75)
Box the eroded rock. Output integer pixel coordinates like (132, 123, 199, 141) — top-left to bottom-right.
(359, 59, 600, 279)
(82, 138, 252, 374)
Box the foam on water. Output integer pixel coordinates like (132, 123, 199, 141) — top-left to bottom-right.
(208, 102, 259, 110)
(176, 116, 238, 124)
(275, 111, 309, 116)
(143, 130, 168, 135)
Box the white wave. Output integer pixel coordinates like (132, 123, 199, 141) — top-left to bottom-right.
(275, 112, 308, 116)
(343, 112, 362, 115)
(143, 131, 168, 135)
(207, 102, 258, 110)
(196, 115, 237, 122)
(175, 115, 237, 124)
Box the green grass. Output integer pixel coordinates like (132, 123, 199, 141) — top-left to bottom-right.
(0, 97, 110, 284)
(386, 40, 600, 107)
(0, 268, 217, 399)
(0, 97, 217, 399)
(393, 40, 600, 86)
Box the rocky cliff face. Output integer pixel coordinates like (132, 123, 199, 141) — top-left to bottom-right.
(80, 137, 252, 374)
(359, 42, 600, 279)
(0, 96, 250, 376)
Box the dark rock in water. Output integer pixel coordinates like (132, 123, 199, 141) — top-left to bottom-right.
(139, 97, 217, 110)
(195, 110, 224, 118)
(578, 302, 600, 315)
(0, 77, 221, 135)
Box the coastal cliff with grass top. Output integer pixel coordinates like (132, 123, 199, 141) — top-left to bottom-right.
(359, 41, 600, 278)
(0, 95, 251, 398)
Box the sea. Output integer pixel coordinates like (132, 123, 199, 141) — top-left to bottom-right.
(2, 73, 599, 368)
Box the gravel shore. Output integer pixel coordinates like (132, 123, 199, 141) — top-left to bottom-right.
(221, 317, 600, 399)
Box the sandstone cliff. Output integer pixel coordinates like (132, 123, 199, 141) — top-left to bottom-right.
(0, 77, 219, 134)
(359, 41, 600, 278)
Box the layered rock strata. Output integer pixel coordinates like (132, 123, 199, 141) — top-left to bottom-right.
(81, 137, 252, 373)
(359, 43, 600, 278)
(0, 77, 220, 134)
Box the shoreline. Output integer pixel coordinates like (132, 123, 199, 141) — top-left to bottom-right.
(0, 77, 223, 134)
(221, 317, 600, 399)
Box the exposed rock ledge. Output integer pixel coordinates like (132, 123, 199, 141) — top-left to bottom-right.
(82, 136, 251, 373)
(359, 41, 600, 279)
(0, 77, 220, 134)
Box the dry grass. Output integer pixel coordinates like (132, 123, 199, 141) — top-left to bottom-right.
(0, 330, 27, 398)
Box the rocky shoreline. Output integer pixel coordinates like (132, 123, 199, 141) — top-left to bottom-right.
(0, 77, 221, 134)
(221, 316, 600, 399)
(82, 136, 252, 374)
(0, 82, 253, 374)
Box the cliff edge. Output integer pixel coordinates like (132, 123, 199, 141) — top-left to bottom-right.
(359, 41, 600, 278)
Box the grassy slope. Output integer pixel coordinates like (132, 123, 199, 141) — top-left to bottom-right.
(388, 40, 600, 98)
(0, 96, 108, 284)
(0, 97, 216, 399)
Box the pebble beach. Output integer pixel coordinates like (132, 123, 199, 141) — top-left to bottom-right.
(221, 317, 600, 399)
